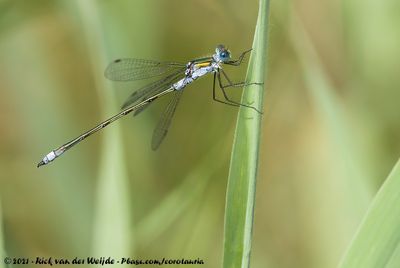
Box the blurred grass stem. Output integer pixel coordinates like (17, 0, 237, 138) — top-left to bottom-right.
(339, 158, 400, 268)
(73, 0, 131, 257)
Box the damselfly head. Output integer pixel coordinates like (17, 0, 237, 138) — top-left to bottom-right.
(215, 44, 231, 63)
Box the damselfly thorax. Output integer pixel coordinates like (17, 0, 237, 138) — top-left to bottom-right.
(173, 61, 220, 91)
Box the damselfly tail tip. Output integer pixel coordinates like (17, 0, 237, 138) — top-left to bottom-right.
(37, 150, 57, 168)
(37, 160, 45, 168)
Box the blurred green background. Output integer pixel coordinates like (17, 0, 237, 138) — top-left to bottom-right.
(1, 0, 400, 267)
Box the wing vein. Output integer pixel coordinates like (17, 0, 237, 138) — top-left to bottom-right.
(151, 90, 184, 150)
(105, 58, 185, 81)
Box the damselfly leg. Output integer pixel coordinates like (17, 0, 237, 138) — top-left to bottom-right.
(225, 48, 252, 66)
(212, 71, 263, 114)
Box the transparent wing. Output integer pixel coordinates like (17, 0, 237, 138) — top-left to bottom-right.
(151, 90, 184, 150)
(105, 58, 185, 81)
(121, 67, 185, 113)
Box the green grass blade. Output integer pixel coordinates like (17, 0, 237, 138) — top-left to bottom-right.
(222, 0, 270, 267)
(339, 158, 400, 268)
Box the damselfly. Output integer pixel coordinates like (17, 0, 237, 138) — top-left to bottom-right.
(37, 44, 262, 167)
